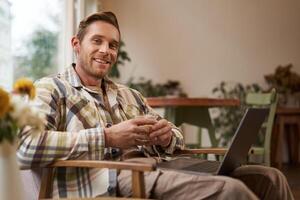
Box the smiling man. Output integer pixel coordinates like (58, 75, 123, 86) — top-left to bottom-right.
(72, 20, 119, 85)
(17, 12, 294, 199)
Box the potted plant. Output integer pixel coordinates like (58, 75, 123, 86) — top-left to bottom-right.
(109, 41, 131, 79)
(127, 78, 187, 97)
(264, 64, 300, 107)
(211, 81, 263, 146)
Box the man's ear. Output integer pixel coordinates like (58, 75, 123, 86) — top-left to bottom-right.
(71, 37, 80, 54)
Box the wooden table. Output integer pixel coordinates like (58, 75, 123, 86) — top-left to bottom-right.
(271, 107, 300, 169)
(146, 97, 240, 148)
(147, 97, 240, 108)
(146, 97, 240, 125)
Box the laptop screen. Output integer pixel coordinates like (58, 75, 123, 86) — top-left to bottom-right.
(217, 108, 269, 175)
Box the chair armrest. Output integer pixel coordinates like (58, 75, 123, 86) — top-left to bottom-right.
(38, 160, 156, 199)
(49, 160, 156, 172)
(174, 148, 227, 155)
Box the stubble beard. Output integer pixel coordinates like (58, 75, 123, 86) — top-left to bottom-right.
(80, 56, 111, 80)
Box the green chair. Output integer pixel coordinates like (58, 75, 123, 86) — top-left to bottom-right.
(246, 88, 278, 166)
(148, 98, 240, 159)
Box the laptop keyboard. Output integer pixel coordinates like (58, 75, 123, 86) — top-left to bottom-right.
(182, 160, 220, 173)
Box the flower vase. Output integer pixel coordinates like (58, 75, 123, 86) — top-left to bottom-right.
(0, 140, 24, 200)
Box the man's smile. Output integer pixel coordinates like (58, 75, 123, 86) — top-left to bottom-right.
(93, 58, 111, 65)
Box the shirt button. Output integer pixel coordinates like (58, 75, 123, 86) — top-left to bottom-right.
(106, 123, 112, 128)
(107, 186, 115, 194)
(111, 148, 119, 155)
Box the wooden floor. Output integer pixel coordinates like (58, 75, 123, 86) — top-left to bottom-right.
(280, 164, 300, 200)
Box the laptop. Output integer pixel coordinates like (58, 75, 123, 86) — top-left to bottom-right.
(158, 108, 269, 176)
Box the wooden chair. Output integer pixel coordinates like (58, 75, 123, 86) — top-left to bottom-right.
(169, 90, 278, 166)
(20, 148, 227, 200)
(246, 88, 278, 166)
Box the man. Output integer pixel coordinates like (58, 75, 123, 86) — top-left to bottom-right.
(17, 11, 293, 199)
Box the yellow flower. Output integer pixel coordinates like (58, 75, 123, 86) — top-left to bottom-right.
(0, 87, 10, 119)
(13, 78, 36, 100)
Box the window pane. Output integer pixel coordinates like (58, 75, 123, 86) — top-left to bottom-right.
(11, 0, 63, 83)
(0, 0, 12, 90)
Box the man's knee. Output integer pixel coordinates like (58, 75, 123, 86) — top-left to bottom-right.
(232, 165, 287, 185)
(231, 165, 293, 200)
(215, 176, 258, 199)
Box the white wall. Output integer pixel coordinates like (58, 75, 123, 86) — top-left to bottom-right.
(100, 0, 300, 96)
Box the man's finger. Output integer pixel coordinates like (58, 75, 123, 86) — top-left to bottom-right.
(133, 125, 153, 134)
(152, 119, 169, 131)
(149, 126, 172, 138)
(158, 132, 171, 141)
(158, 132, 172, 147)
(134, 136, 151, 146)
(134, 133, 151, 141)
(132, 117, 157, 125)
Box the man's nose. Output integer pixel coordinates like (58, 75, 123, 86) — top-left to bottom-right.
(98, 43, 109, 53)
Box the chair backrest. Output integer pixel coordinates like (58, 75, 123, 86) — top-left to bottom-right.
(245, 88, 278, 165)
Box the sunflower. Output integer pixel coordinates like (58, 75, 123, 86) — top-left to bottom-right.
(0, 87, 10, 119)
(13, 78, 36, 100)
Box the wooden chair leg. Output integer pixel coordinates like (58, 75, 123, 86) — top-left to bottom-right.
(39, 168, 54, 199)
(132, 170, 146, 198)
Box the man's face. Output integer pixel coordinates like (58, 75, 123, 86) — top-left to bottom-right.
(73, 21, 120, 80)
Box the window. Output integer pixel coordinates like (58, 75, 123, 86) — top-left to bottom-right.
(0, 0, 100, 90)
(11, 0, 63, 82)
(0, 0, 12, 90)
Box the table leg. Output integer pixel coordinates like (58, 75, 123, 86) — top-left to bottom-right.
(287, 125, 295, 164)
(271, 118, 279, 167)
(277, 117, 284, 169)
(296, 122, 300, 164)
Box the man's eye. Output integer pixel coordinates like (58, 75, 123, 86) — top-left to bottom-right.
(110, 44, 118, 50)
(93, 39, 101, 43)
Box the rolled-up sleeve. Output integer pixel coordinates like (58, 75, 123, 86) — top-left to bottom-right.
(138, 93, 185, 154)
(17, 78, 105, 168)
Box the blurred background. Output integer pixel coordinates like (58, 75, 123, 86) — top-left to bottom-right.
(0, 0, 299, 197)
(1, 0, 299, 97)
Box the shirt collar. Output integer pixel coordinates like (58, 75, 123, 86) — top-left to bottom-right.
(62, 64, 83, 88)
(62, 64, 119, 106)
(62, 64, 119, 89)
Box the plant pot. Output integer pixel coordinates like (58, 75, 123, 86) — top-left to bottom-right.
(0, 140, 24, 200)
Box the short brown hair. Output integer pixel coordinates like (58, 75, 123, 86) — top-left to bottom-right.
(76, 11, 120, 42)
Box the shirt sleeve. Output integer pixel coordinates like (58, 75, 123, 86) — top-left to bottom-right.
(17, 78, 105, 168)
(136, 92, 185, 154)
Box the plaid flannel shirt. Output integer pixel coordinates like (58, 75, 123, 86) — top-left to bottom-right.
(17, 65, 184, 198)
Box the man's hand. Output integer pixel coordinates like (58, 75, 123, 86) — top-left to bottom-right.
(104, 116, 157, 149)
(149, 119, 173, 147)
